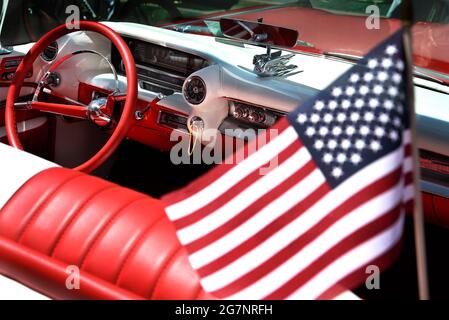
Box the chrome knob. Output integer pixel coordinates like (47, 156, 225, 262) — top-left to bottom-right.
(135, 111, 145, 121)
(232, 107, 244, 119)
(44, 72, 61, 87)
(248, 110, 265, 123)
(87, 97, 111, 128)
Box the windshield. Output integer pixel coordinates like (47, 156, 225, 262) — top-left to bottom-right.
(1, 0, 449, 78)
(0, 0, 300, 43)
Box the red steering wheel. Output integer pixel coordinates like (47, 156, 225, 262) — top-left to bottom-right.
(5, 21, 137, 173)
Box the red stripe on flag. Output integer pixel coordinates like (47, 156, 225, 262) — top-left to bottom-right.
(264, 205, 402, 300)
(316, 234, 403, 300)
(174, 140, 303, 229)
(162, 118, 291, 205)
(207, 167, 402, 297)
(404, 171, 413, 186)
(196, 183, 330, 277)
(404, 144, 412, 158)
(185, 159, 317, 253)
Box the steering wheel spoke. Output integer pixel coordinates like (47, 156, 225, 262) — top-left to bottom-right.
(41, 87, 88, 107)
(30, 101, 88, 119)
(13, 101, 32, 110)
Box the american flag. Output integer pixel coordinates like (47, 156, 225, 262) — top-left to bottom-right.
(162, 29, 413, 299)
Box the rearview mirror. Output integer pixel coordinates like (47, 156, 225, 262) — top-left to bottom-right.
(219, 18, 298, 48)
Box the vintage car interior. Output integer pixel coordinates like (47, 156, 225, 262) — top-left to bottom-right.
(1, 0, 449, 300)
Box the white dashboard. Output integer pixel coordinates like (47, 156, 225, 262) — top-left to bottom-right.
(51, 22, 351, 142)
(8, 21, 449, 161)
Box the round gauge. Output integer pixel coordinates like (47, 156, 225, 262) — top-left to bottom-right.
(184, 76, 206, 105)
(41, 41, 58, 62)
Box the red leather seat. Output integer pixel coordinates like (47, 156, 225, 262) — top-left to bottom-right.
(0, 167, 212, 299)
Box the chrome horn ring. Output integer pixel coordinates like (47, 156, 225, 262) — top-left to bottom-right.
(33, 49, 120, 127)
(87, 97, 112, 128)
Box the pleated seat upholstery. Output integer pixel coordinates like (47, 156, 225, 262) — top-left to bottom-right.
(0, 167, 211, 299)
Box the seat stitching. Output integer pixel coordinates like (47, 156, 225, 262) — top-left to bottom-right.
(49, 185, 120, 257)
(114, 213, 165, 285)
(78, 196, 148, 269)
(16, 173, 84, 243)
(149, 246, 183, 299)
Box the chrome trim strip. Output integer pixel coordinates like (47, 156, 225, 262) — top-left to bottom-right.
(135, 63, 187, 81)
(421, 180, 449, 199)
(138, 76, 182, 91)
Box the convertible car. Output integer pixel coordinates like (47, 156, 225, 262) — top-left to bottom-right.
(0, 0, 449, 300)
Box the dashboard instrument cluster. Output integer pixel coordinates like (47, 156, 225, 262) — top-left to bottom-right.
(0, 56, 32, 81)
(112, 37, 209, 96)
(109, 35, 286, 142)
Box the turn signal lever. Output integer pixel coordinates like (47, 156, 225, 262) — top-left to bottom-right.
(135, 93, 166, 121)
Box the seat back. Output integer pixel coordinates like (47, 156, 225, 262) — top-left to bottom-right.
(0, 166, 210, 299)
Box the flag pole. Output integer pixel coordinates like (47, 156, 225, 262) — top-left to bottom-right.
(400, 0, 430, 300)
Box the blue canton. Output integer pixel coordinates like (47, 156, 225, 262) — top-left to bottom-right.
(288, 30, 408, 188)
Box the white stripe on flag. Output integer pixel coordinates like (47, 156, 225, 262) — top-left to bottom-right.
(287, 212, 405, 300)
(191, 145, 405, 272)
(166, 127, 299, 220)
(403, 185, 414, 203)
(403, 130, 411, 145)
(205, 179, 404, 296)
(403, 157, 412, 175)
(189, 168, 325, 268)
(177, 146, 311, 243)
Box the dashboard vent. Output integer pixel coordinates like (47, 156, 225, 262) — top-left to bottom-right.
(41, 41, 58, 62)
(184, 76, 206, 105)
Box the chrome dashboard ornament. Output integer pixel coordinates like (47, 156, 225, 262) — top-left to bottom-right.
(253, 48, 299, 77)
(218, 18, 300, 77)
(87, 97, 112, 128)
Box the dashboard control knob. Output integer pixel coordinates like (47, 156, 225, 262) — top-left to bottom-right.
(135, 111, 145, 121)
(232, 109, 241, 118)
(232, 106, 248, 119)
(248, 110, 265, 123)
(44, 72, 61, 87)
(189, 116, 205, 132)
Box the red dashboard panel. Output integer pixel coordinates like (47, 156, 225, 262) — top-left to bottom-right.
(0, 56, 33, 81)
(127, 105, 188, 152)
(419, 192, 449, 229)
(433, 195, 449, 228)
